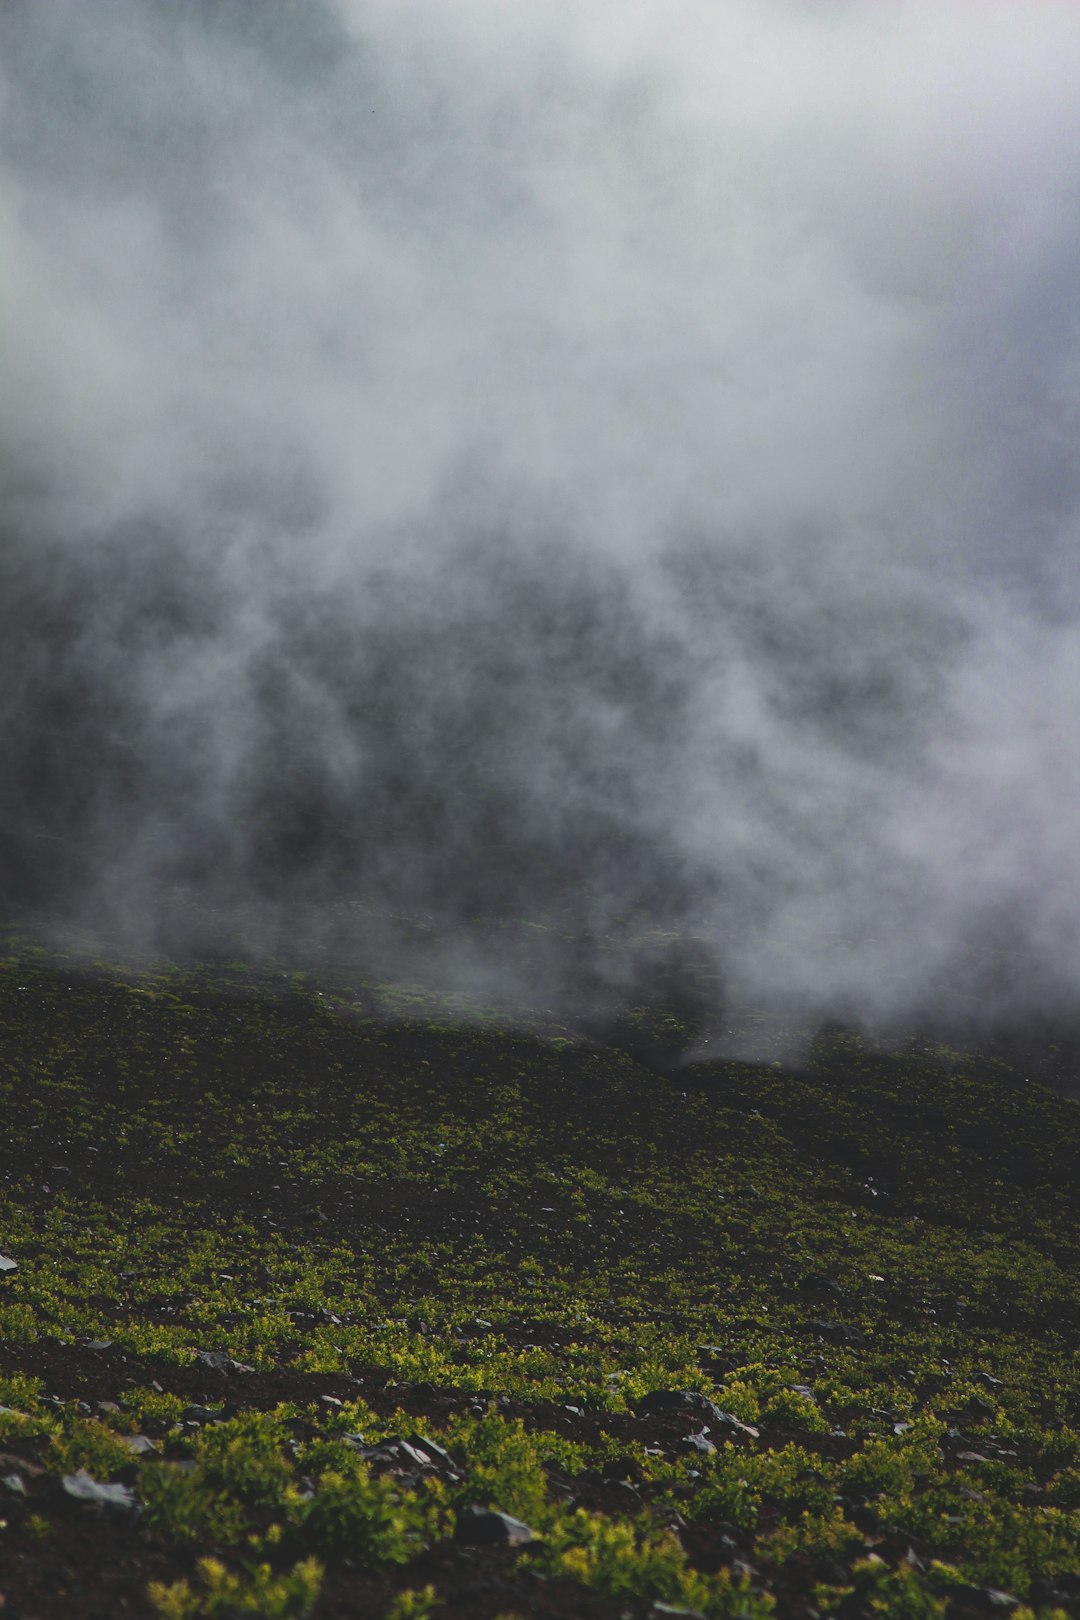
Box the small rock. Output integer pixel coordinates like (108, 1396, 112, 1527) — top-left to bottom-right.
(0, 1256, 17, 1274)
(638, 1389, 721, 1423)
(61, 1469, 139, 1511)
(1, 1473, 27, 1495)
(638, 1391, 758, 1439)
(652, 1605, 705, 1619)
(194, 1350, 253, 1374)
(358, 1441, 397, 1464)
(407, 1433, 458, 1472)
(799, 1274, 845, 1298)
(395, 1440, 432, 1470)
(804, 1319, 866, 1345)
(680, 1432, 717, 1455)
(195, 1349, 231, 1373)
(84, 1340, 114, 1353)
(123, 1435, 158, 1455)
(454, 1504, 536, 1546)
(713, 1411, 760, 1440)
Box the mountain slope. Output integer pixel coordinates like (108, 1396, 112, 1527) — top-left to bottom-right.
(1, 940, 1079, 1618)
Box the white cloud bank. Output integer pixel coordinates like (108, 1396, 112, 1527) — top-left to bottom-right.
(3, 0, 1080, 1035)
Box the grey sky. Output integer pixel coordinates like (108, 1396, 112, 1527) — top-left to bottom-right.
(3, 0, 1080, 1032)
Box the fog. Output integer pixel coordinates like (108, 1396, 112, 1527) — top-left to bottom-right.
(3, 0, 1080, 1054)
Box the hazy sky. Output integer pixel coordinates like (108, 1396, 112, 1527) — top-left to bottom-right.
(3, 0, 1080, 1030)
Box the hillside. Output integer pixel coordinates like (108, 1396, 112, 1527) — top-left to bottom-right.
(1, 939, 1079, 1618)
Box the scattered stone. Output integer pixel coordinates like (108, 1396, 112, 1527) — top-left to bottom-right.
(680, 1431, 717, 1455)
(0, 1255, 17, 1274)
(637, 1389, 721, 1422)
(803, 1319, 866, 1345)
(397, 1440, 433, 1470)
(798, 1273, 845, 1298)
(713, 1411, 760, 1440)
(1, 1473, 27, 1495)
(84, 1340, 114, 1353)
(454, 1504, 537, 1546)
(353, 1435, 442, 1474)
(122, 1434, 158, 1455)
(182, 1404, 225, 1423)
(652, 1604, 706, 1619)
(195, 1350, 232, 1373)
(356, 1439, 404, 1466)
(194, 1350, 254, 1374)
(407, 1433, 459, 1473)
(61, 1469, 139, 1511)
(637, 1390, 759, 1439)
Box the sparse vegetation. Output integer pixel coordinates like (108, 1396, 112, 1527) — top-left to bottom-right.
(1, 934, 1079, 1616)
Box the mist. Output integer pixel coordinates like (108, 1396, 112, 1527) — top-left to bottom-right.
(3, 0, 1080, 1056)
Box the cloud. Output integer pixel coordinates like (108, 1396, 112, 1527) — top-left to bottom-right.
(3, 0, 1080, 1042)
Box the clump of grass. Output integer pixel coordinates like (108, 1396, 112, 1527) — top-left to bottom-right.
(148, 1556, 323, 1619)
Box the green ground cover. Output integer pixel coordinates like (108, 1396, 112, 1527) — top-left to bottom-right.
(0, 937, 1078, 1617)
